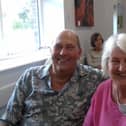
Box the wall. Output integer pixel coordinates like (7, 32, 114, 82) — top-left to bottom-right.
(64, 0, 113, 59)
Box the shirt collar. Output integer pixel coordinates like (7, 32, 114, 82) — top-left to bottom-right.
(38, 61, 87, 80)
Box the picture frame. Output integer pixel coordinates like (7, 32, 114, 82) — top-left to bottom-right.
(74, 0, 94, 27)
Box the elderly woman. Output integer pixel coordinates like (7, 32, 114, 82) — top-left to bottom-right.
(83, 33, 126, 126)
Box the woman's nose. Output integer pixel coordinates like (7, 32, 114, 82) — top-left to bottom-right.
(119, 62, 126, 71)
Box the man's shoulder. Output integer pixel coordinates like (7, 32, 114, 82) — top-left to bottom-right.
(22, 63, 51, 79)
(23, 65, 44, 75)
(78, 64, 105, 87)
(78, 64, 103, 76)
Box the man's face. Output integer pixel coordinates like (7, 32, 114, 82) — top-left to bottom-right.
(107, 47, 126, 85)
(51, 31, 82, 73)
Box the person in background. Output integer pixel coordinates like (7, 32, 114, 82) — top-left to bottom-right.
(87, 32, 104, 69)
(0, 29, 104, 126)
(83, 33, 126, 126)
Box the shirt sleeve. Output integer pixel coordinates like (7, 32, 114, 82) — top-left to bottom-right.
(82, 98, 94, 126)
(0, 69, 32, 125)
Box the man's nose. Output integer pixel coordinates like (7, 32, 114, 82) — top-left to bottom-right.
(60, 48, 67, 55)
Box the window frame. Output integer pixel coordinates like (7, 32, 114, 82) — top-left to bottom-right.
(0, 0, 64, 71)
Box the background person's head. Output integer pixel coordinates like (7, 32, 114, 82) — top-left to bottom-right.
(90, 32, 103, 50)
(102, 33, 126, 80)
(51, 29, 82, 74)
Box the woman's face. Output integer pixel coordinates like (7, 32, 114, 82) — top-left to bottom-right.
(107, 47, 126, 85)
(95, 35, 103, 50)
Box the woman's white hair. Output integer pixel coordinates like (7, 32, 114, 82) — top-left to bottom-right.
(101, 33, 126, 76)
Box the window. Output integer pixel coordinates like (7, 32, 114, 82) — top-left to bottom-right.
(40, 0, 65, 47)
(113, 2, 118, 34)
(0, 0, 64, 61)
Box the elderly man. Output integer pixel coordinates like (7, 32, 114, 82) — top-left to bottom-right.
(0, 29, 104, 126)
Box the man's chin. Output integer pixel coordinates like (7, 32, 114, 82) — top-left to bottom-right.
(56, 66, 70, 71)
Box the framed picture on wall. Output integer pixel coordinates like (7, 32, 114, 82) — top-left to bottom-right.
(74, 0, 94, 27)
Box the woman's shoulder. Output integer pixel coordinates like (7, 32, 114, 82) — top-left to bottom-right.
(95, 79, 112, 94)
(88, 48, 94, 53)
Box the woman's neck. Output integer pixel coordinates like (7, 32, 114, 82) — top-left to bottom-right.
(94, 47, 102, 51)
(112, 83, 126, 104)
(118, 85, 126, 103)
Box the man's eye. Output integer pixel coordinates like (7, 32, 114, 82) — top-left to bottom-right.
(111, 60, 120, 64)
(66, 46, 75, 50)
(55, 45, 62, 49)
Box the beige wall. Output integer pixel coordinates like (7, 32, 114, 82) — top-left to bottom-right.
(64, 0, 113, 59)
